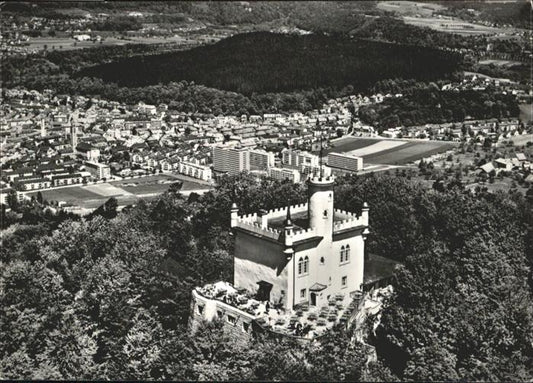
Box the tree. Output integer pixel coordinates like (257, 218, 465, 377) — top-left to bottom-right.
(6, 190, 19, 210)
(89, 197, 118, 220)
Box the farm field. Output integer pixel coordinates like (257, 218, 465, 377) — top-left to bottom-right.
(329, 137, 457, 165)
(363, 141, 456, 165)
(344, 140, 406, 157)
(24, 35, 190, 52)
(376, 1, 444, 17)
(403, 16, 506, 35)
(478, 59, 524, 67)
(327, 137, 382, 154)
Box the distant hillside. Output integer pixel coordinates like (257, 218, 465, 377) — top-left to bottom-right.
(436, 1, 532, 29)
(76, 32, 463, 95)
(2, 1, 382, 33)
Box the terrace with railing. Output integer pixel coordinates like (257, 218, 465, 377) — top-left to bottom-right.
(195, 281, 365, 340)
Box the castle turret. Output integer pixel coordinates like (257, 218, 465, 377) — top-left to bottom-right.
(230, 202, 239, 228)
(282, 205, 294, 260)
(307, 174, 335, 238)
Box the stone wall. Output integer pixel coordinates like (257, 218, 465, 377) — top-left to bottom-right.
(189, 289, 255, 344)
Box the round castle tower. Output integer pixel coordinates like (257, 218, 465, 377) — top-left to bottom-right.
(307, 174, 335, 238)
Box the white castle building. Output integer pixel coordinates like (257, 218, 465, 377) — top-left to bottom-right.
(190, 173, 373, 340)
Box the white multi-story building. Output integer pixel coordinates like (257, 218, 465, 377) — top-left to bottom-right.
(212, 146, 250, 176)
(84, 161, 111, 180)
(177, 159, 213, 182)
(249, 149, 275, 171)
(327, 152, 364, 173)
(269, 167, 301, 184)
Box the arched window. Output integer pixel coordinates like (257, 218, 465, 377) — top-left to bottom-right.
(304, 256, 309, 274)
(298, 257, 304, 275)
(345, 245, 350, 262)
(340, 246, 345, 263)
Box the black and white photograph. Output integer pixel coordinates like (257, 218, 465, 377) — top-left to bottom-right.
(1, 0, 532, 381)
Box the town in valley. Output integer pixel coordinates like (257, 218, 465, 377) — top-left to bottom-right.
(1, 1, 533, 382)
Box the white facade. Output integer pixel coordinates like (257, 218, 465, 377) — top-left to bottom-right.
(231, 175, 369, 310)
(177, 160, 212, 181)
(327, 152, 363, 172)
(269, 167, 301, 183)
(84, 161, 111, 180)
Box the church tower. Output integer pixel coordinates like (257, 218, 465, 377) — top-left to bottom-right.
(70, 125, 78, 150)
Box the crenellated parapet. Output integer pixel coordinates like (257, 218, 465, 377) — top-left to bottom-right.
(234, 218, 281, 240)
(332, 204, 369, 233)
(289, 226, 319, 242)
(237, 212, 260, 222)
(262, 203, 308, 221)
(334, 208, 359, 220)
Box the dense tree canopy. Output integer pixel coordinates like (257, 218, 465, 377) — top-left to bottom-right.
(359, 86, 520, 130)
(1, 172, 532, 380)
(76, 32, 462, 95)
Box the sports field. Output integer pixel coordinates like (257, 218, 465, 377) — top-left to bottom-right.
(328, 137, 457, 165)
(111, 174, 208, 195)
(26, 173, 211, 210)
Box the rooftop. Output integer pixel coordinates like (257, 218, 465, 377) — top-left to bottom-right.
(267, 210, 350, 231)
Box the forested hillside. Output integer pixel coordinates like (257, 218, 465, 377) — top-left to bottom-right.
(2, 173, 532, 380)
(359, 86, 520, 130)
(76, 32, 462, 94)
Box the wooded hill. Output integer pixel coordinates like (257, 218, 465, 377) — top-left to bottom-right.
(76, 32, 463, 95)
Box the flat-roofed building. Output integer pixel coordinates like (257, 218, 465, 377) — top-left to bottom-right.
(249, 149, 275, 171)
(84, 161, 111, 180)
(213, 146, 250, 176)
(14, 178, 51, 191)
(269, 167, 301, 184)
(327, 152, 363, 173)
(51, 173, 84, 187)
(282, 149, 320, 172)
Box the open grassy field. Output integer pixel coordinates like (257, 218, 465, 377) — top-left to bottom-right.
(345, 140, 406, 157)
(519, 104, 532, 124)
(25, 35, 189, 52)
(26, 186, 135, 209)
(510, 133, 533, 147)
(26, 173, 211, 210)
(327, 137, 383, 154)
(329, 137, 457, 165)
(376, 1, 444, 17)
(28, 187, 102, 203)
(479, 59, 525, 67)
(403, 16, 506, 35)
(363, 141, 456, 165)
(110, 174, 208, 195)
